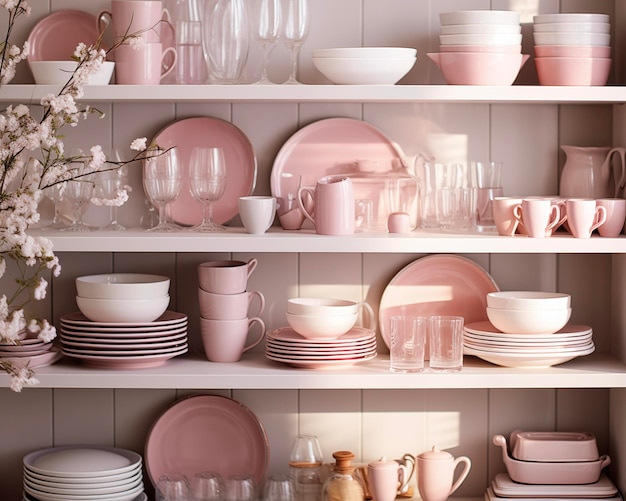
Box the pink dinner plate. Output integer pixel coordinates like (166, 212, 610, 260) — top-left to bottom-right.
(27, 10, 103, 62)
(59, 336, 187, 351)
(62, 343, 187, 357)
(150, 117, 257, 226)
(144, 394, 269, 487)
(265, 345, 377, 359)
(0, 347, 62, 369)
(379, 255, 499, 350)
(61, 347, 187, 368)
(265, 351, 377, 369)
(60, 311, 187, 329)
(267, 326, 376, 345)
(59, 328, 187, 344)
(270, 118, 409, 226)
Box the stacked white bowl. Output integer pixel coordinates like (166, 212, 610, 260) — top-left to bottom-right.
(75, 273, 170, 323)
(485, 291, 571, 334)
(428, 10, 528, 85)
(533, 13, 612, 85)
(311, 47, 417, 85)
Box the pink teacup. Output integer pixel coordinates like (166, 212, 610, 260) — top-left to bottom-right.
(513, 198, 560, 238)
(492, 196, 522, 236)
(198, 259, 258, 294)
(113, 43, 176, 84)
(387, 212, 413, 234)
(198, 289, 265, 320)
(200, 316, 266, 362)
(596, 198, 626, 237)
(566, 198, 607, 238)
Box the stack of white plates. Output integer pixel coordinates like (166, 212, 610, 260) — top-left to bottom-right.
(23, 446, 145, 501)
(265, 326, 377, 369)
(463, 321, 595, 368)
(59, 311, 188, 369)
(0, 331, 62, 370)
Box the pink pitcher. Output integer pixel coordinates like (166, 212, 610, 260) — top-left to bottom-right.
(297, 176, 355, 235)
(560, 145, 626, 199)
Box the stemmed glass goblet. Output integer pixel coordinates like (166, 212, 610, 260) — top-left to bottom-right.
(143, 147, 182, 232)
(62, 175, 95, 232)
(43, 182, 68, 229)
(249, 0, 282, 84)
(282, 0, 309, 84)
(95, 149, 130, 231)
(189, 146, 227, 232)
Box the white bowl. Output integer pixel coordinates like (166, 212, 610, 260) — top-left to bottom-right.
(312, 56, 416, 85)
(486, 306, 571, 334)
(287, 297, 362, 316)
(510, 430, 599, 462)
(440, 24, 521, 35)
(533, 32, 610, 46)
(285, 311, 358, 340)
(75, 273, 170, 300)
(439, 10, 520, 26)
(29, 61, 115, 85)
(439, 33, 523, 46)
(533, 22, 610, 34)
(76, 295, 170, 323)
(486, 291, 571, 310)
(533, 13, 610, 25)
(311, 47, 417, 59)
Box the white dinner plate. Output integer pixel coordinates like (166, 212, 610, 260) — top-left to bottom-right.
(465, 321, 592, 338)
(464, 343, 595, 368)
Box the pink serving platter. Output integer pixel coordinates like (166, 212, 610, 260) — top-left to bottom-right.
(27, 10, 103, 62)
(151, 117, 257, 226)
(144, 395, 269, 488)
(379, 255, 499, 350)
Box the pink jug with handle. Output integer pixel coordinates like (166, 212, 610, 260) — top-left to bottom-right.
(559, 145, 626, 199)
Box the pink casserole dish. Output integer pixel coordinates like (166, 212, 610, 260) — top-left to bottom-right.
(510, 430, 599, 462)
(492, 435, 610, 484)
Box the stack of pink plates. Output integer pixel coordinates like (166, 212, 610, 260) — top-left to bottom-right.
(59, 311, 188, 369)
(463, 321, 595, 368)
(23, 446, 145, 501)
(0, 331, 62, 370)
(265, 326, 377, 369)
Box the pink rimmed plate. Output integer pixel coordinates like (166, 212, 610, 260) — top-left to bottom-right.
(27, 10, 103, 62)
(265, 351, 377, 369)
(144, 394, 269, 487)
(150, 117, 257, 226)
(0, 347, 62, 369)
(267, 326, 375, 344)
(60, 311, 187, 329)
(379, 255, 499, 350)
(61, 347, 187, 369)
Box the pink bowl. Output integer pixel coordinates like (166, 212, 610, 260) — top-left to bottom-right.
(427, 52, 529, 85)
(535, 57, 611, 86)
(440, 44, 521, 53)
(534, 45, 611, 58)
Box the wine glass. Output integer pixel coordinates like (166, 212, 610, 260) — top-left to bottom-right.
(249, 0, 282, 84)
(62, 176, 95, 232)
(188, 147, 227, 232)
(282, 0, 309, 84)
(95, 149, 130, 231)
(143, 147, 182, 232)
(43, 182, 68, 229)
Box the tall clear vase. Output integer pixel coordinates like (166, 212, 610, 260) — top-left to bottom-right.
(203, 0, 250, 84)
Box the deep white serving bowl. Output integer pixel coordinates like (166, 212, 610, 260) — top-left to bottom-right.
(533, 32, 610, 46)
(75, 273, 170, 300)
(287, 297, 361, 316)
(311, 47, 417, 59)
(486, 291, 571, 310)
(312, 56, 416, 84)
(533, 13, 610, 25)
(439, 10, 520, 26)
(532, 22, 610, 33)
(439, 33, 522, 46)
(427, 52, 528, 85)
(440, 23, 521, 35)
(486, 306, 571, 334)
(285, 311, 358, 340)
(29, 61, 115, 85)
(76, 295, 170, 323)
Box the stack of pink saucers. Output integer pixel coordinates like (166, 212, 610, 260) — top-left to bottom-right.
(0, 330, 62, 370)
(533, 13, 612, 85)
(265, 326, 377, 369)
(59, 311, 188, 369)
(428, 10, 528, 85)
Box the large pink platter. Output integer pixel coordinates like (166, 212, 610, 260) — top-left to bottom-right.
(144, 395, 269, 488)
(379, 255, 499, 350)
(151, 117, 256, 226)
(27, 10, 102, 62)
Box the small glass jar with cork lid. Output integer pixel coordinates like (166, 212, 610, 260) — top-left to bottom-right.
(322, 451, 365, 501)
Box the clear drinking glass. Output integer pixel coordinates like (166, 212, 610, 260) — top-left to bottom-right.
(95, 149, 130, 231)
(143, 147, 182, 232)
(249, 0, 282, 84)
(43, 182, 67, 229)
(192, 471, 225, 501)
(225, 474, 257, 501)
(62, 175, 95, 232)
(262, 474, 295, 501)
(156, 472, 192, 501)
(282, 0, 309, 84)
(189, 146, 227, 232)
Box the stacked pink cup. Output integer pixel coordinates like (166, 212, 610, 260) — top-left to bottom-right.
(197, 259, 266, 363)
(533, 13, 611, 85)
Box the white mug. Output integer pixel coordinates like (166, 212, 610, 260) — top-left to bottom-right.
(238, 196, 276, 234)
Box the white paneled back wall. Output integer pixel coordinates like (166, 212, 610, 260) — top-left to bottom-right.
(0, 0, 622, 500)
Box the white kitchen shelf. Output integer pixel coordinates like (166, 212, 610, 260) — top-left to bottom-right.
(2, 84, 626, 104)
(2, 353, 623, 390)
(34, 228, 626, 254)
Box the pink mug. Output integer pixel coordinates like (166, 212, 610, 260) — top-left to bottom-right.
(98, 0, 170, 43)
(198, 259, 258, 294)
(513, 198, 560, 238)
(113, 43, 176, 84)
(596, 198, 626, 237)
(200, 316, 266, 363)
(566, 198, 607, 238)
(198, 289, 265, 320)
(297, 176, 355, 235)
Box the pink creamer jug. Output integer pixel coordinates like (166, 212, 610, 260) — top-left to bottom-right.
(297, 176, 355, 235)
(417, 446, 471, 501)
(560, 145, 626, 199)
